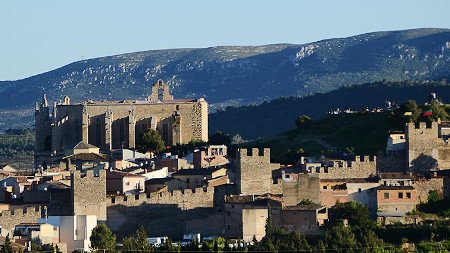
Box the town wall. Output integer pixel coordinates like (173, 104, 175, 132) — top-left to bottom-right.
(71, 170, 107, 221)
(413, 177, 444, 203)
(307, 156, 377, 179)
(107, 186, 215, 210)
(0, 206, 42, 237)
(236, 148, 280, 195)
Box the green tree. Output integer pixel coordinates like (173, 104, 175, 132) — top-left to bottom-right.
(332, 201, 374, 229)
(208, 131, 231, 146)
(1, 235, 14, 253)
(90, 223, 116, 252)
(429, 99, 449, 121)
(137, 129, 165, 154)
(122, 227, 153, 252)
(428, 190, 441, 203)
(325, 223, 358, 253)
(402, 100, 422, 123)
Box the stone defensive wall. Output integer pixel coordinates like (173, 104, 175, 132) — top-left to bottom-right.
(0, 206, 42, 236)
(413, 177, 444, 203)
(107, 186, 215, 210)
(308, 156, 377, 179)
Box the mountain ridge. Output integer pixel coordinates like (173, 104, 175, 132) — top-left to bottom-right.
(0, 28, 449, 131)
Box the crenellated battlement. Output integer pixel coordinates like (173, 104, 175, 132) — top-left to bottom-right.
(71, 169, 106, 179)
(237, 148, 270, 158)
(0, 206, 42, 236)
(406, 121, 440, 135)
(307, 155, 377, 179)
(0, 206, 41, 217)
(107, 186, 215, 209)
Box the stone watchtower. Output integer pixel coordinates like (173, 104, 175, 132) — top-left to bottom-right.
(235, 148, 280, 195)
(405, 121, 440, 168)
(34, 94, 53, 166)
(148, 79, 174, 102)
(71, 170, 107, 221)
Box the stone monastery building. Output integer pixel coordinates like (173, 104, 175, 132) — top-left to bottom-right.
(35, 80, 208, 164)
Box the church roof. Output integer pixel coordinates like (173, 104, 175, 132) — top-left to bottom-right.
(73, 141, 99, 150)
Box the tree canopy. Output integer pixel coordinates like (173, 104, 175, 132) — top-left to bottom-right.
(137, 129, 165, 154)
(90, 223, 116, 252)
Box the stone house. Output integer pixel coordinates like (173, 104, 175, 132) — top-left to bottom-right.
(106, 171, 145, 195)
(281, 204, 328, 236)
(387, 133, 406, 153)
(379, 173, 413, 187)
(171, 167, 227, 189)
(223, 196, 282, 242)
(376, 186, 417, 217)
(193, 145, 229, 169)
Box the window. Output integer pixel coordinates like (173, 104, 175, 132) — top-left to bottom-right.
(285, 174, 290, 179)
(398, 192, 403, 199)
(358, 188, 362, 192)
(406, 192, 411, 199)
(323, 185, 328, 190)
(125, 181, 130, 186)
(384, 192, 389, 199)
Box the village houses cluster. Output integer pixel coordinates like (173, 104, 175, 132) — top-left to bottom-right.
(1, 80, 450, 252)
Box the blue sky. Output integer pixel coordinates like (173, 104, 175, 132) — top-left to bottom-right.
(0, 0, 449, 81)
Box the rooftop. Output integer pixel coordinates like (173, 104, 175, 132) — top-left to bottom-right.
(73, 141, 99, 150)
(377, 185, 414, 190)
(284, 203, 323, 211)
(62, 152, 108, 162)
(379, 173, 412, 180)
(172, 167, 223, 176)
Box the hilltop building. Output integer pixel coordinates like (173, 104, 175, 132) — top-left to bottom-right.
(35, 80, 208, 166)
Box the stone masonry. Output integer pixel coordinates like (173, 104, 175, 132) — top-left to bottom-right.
(235, 148, 280, 195)
(282, 173, 320, 206)
(0, 206, 42, 237)
(35, 80, 208, 165)
(71, 170, 107, 221)
(406, 121, 450, 170)
(306, 156, 377, 179)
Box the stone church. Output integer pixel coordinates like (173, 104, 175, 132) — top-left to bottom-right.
(35, 80, 208, 165)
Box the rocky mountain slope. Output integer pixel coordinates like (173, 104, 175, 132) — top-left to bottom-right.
(0, 28, 449, 131)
